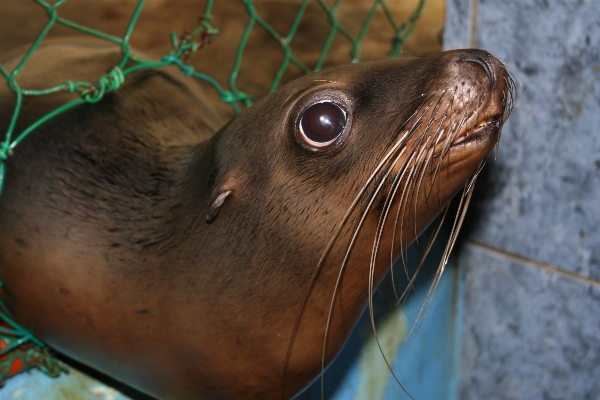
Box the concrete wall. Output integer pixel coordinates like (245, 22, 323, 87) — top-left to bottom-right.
(445, 0, 600, 399)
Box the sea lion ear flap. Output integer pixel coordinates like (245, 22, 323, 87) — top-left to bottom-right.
(206, 188, 231, 224)
(206, 171, 245, 224)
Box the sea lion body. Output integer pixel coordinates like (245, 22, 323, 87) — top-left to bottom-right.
(0, 41, 513, 399)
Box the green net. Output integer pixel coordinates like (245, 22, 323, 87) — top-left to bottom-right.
(0, 0, 427, 383)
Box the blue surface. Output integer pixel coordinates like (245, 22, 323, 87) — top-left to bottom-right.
(446, 0, 600, 399)
(448, 0, 600, 280)
(458, 244, 600, 400)
(1, 368, 133, 400)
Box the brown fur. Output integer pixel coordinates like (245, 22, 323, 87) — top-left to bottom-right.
(0, 41, 514, 399)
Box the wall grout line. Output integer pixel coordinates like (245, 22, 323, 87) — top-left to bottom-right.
(466, 241, 600, 287)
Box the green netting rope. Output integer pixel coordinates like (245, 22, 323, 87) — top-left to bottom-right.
(0, 0, 425, 383)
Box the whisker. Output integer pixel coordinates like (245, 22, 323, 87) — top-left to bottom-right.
(318, 92, 446, 399)
(281, 96, 426, 400)
(283, 60, 516, 400)
(405, 170, 477, 343)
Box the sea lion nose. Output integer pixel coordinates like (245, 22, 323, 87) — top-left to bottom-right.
(457, 50, 499, 89)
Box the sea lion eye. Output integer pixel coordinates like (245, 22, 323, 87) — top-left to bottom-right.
(299, 101, 347, 148)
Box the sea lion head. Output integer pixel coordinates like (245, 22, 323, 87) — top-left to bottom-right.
(203, 49, 514, 283)
(195, 49, 515, 398)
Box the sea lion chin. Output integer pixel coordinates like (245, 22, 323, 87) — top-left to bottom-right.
(0, 40, 514, 400)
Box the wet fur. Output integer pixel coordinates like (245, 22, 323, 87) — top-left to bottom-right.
(0, 41, 514, 400)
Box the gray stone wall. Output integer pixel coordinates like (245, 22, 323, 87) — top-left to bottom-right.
(445, 1, 600, 399)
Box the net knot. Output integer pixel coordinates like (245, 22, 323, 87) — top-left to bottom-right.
(222, 91, 253, 106)
(81, 67, 125, 103)
(63, 81, 77, 93)
(0, 143, 12, 162)
(161, 55, 195, 76)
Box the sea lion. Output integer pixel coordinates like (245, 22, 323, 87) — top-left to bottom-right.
(0, 40, 514, 400)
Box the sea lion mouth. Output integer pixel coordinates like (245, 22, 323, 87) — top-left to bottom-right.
(452, 114, 502, 147)
(431, 79, 513, 160)
(419, 107, 505, 164)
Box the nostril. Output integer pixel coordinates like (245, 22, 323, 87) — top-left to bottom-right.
(457, 50, 498, 89)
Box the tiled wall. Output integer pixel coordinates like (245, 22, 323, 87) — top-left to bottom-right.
(446, 1, 600, 399)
